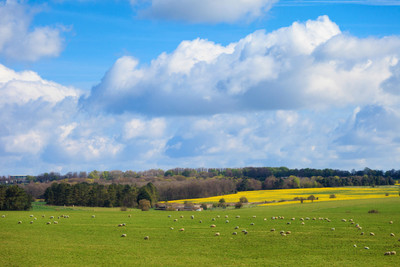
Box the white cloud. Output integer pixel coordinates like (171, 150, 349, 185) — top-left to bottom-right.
(133, 0, 278, 23)
(0, 0, 65, 61)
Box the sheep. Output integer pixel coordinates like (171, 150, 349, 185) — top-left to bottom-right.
(1, 215, 5, 218)
(234, 226, 239, 229)
(353, 244, 357, 248)
(170, 227, 174, 230)
(242, 229, 247, 232)
(341, 219, 347, 222)
(384, 252, 391, 256)
(300, 218, 304, 221)
(280, 230, 285, 234)
(30, 215, 34, 218)
(250, 223, 255, 226)
(370, 232, 375, 236)
(30, 221, 33, 224)
(389, 221, 393, 224)
(174, 219, 178, 222)
(225, 215, 228, 218)
(144, 236, 149, 240)
(364, 247, 369, 250)
(243, 231, 248, 235)
(287, 222, 291, 225)
(217, 215, 220, 218)
(118, 224, 123, 227)
(305, 217, 310, 220)
(215, 232, 220, 236)
(191, 215, 194, 219)
(236, 215, 240, 218)
(270, 228, 275, 232)
(50, 216, 54, 219)
(212, 218, 216, 221)
(391, 251, 397, 255)
(263, 218, 267, 221)
(180, 215, 184, 218)
(46, 222, 51, 225)
(121, 234, 127, 237)
(210, 224, 216, 228)
(18, 221, 22, 224)
(280, 216, 284, 219)
(225, 220, 229, 223)
(271, 217, 276, 220)
(252, 216, 256, 218)
(312, 217, 316, 220)
(168, 215, 171, 218)
(331, 228, 335, 231)
(42, 215, 45, 218)
(281, 233, 287, 236)
(390, 233, 395, 237)
(326, 219, 331, 222)
(301, 222, 305, 225)
(360, 232, 364, 235)
(286, 231, 291, 235)
(122, 223, 126, 226)
(53, 221, 58, 224)
(128, 215, 131, 218)
(349, 219, 353, 222)
(232, 232, 237, 235)
(291, 218, 295, 221)
(34, 218, 37, 220)
(199, 220, 202, 223)
(179, 228, 185, 231)
(91, 215, 95, 218)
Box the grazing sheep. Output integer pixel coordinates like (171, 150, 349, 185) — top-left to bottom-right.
(18, 221, 22, 224)
(271, 217, 276, 220)
(391, 251, 396, 255)
(390, 233, 395, 237)
(91, 215, 95, 218)
(252, 216, 256, 218)
(370, 232, 375, 236)
(50, 216, 54, 219)
(358, 227, 362, 230)
(168, 215, 171, 218)
(331, 228, 335, 231)
(341, 219, 347, 222)
(53, 221, 58, 224)
(360, 232, 364, 235)
(353, 244, 357, 247)
(281, 233, 287, 236)
(217, 215, 220, 218)
(364, 247, 369, 250)
(191, 215, 194, 219)
(280, 216, 284, 219)
(121, 234, 127, 237)
(291, 218, 295, 221)
(384, 252, 391, 256)
(235, 226, 239, 229)
(212, 218, 216, 221)
(232, 232, 237, 235)
(174, 219, 178, 222)
(180, 215, 184, 218)
(30, 221, 33, 224)
(225, 215, 228, 218)
(210, 224, 216, 228)
(170, 227, 174, 230)
(144, 236, 149, 240)
(280, 230, 285, 234)
(286, 231, 291, 235)
(225, 220, 229, 223)
(30, 215, 33, 218)
(42, 215, 45, 218)
(243, 231, 248, 235)
(118, 224, 123, 227)
(128, 215, 131, 218)
(312, 218, 316, 221)
(263, 218, 267, 221)
(242, 229, 247, 232)
(179, 228, 185, 231)
(305, 217, 310, 220)
(199, 220, 202, 223)
(46, 222, 51, 225)
(236, 215, 240, 218)
(351, 222, 355, 225)
(287, 222, 291, 225)
(300, 218, 304, 221)
(122, 223, 126, 226)
(34, 218, 37, 220)
(215, 232, 220, 236)
(326, 219, 331, 222)
(250, 223, 255, 226)
(301, 222, 305, 225)
(389, 221, 393, 224)
(270, 228, 275, 232)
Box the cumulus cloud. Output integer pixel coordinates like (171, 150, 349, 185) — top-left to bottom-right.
(82, 16, 400, 115)
(132, 0, 277, 23)
(0, 0, 65, 61)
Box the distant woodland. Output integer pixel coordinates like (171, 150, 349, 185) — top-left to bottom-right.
(0, 167, 398, 210)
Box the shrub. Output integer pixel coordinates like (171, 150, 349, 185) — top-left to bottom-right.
(120, 206, 127, 211)
(329, 194, 336, 199)
(239, 196, 248, 203)
(385, 193, 389, 196)
(201, 203, 208, 210)
(235, 202, 243, 209)
(138, 199, 151, 211)
(368, 209, 379, 213)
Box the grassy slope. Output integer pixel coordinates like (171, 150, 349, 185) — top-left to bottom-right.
(0, 198, 399, 266)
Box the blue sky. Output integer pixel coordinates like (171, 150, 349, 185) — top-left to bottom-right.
(1, 0, 400, 175)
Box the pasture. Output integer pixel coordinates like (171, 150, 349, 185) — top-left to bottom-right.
(1, 198, 399, 266)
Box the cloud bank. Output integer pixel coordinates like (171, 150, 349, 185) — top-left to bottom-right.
(2, 16, 400, 174)
(0, 0, 65, 61)
(132, 0, 278, 23)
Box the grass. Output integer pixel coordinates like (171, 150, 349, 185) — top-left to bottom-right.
(1, 197, 400, 266)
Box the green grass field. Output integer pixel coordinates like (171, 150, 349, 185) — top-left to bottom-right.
(1, 198, 399, 266)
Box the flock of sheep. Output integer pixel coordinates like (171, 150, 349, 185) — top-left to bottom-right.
(2, 212, 398, 256)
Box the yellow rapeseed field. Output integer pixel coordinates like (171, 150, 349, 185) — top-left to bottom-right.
(167, 186, 400, 206)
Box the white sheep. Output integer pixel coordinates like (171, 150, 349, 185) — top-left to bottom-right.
(215, 232, 220, 236)
(168, 215, 171, 218)
(286, 231, 291, 235)
(199, 220, 202, 223)
(30, 221, 33, 224)
(389, 221, 393, 224)
(174, 219, 178, 222)
(301, 222, 305, 225)
(50, 216, 54, 219)
(180, 215, 184, 218)
(144, 236, 149, 240)
(270, 228, 275, 232)
(170, 227, 174, 230)
(1, 215, 5, 218)
(390, 233, 395, 237)
(331, 228, 335, 231)
(91, 215, 95, 218)
(232, 232, 237, 235)
(225, 215, 228, 218)
(353, 244, 357, 248)
(341, 219, 347, 222)
(370, 232, 375, 236)
(217, 215, 220, 218)
(212, 218, 216, 221)
(263, 218, 267, 221)
(291, 218, 295, 221)
(235, 226, 239, 229)
(179, 228, 185, 231)
(210, 224, 216, 228)
(391, 251, 397, 255)
(225, 220, 229, 223)
(364, 247, 369, 250)
(54, 221, 58, 224)
(191, 215, 194, 219)
(236, 215, 240, 218)
(121, 234, 127, 237)
(250, 223, 255, 226)
(253, 216, 256, 218)
(30, 215, 33, 218)
(18, 221, 22, 224)
(46, 222, 51, 225)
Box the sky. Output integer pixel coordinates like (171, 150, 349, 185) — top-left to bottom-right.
(1, 0, 400, 175)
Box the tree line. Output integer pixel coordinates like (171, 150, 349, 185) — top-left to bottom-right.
(0, 185, 32, 210)
(44, 182, 158, 208)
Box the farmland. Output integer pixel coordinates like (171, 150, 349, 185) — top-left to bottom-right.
(1, 196, 400, 266)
